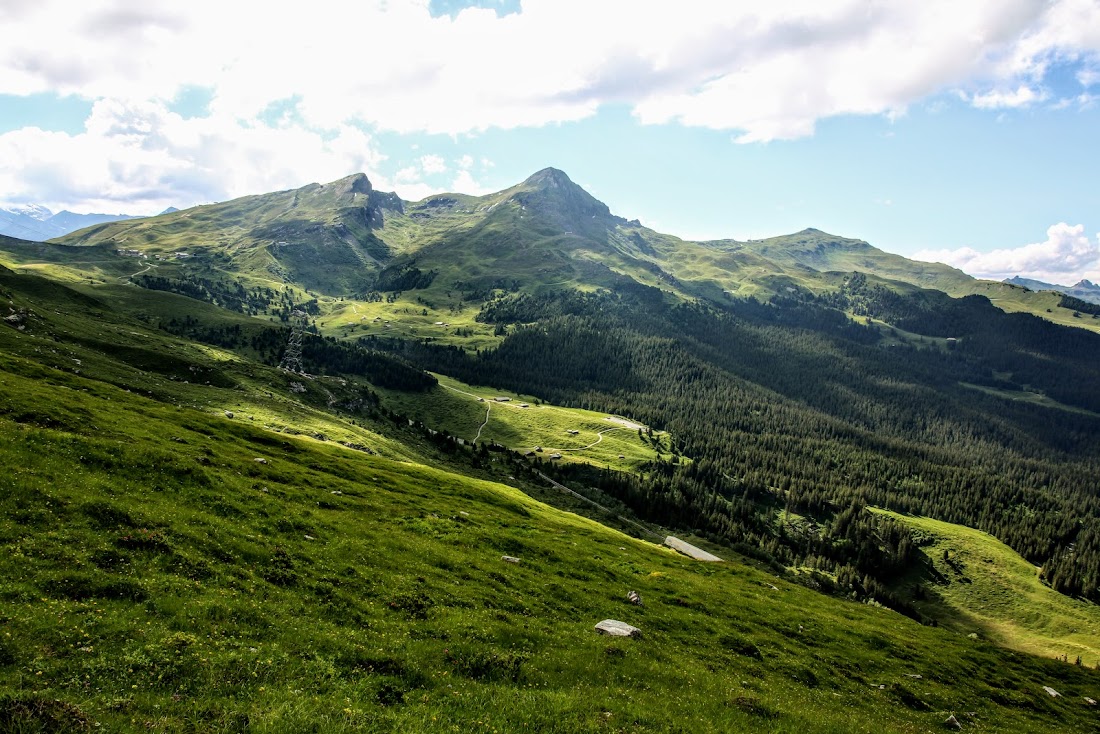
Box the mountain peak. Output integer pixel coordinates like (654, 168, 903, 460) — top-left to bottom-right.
(523, 167, 574, 189)
(3, 203, 53, 221)
(511, 168, 610, 228)
(327, 172, 373, 197)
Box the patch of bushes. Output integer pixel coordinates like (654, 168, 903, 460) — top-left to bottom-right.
(718, 635, 762, 660)
(731, 695, 779, 720)
(49, 572, 146, 602)
(0, 694, 91, 732)
(444, 647, 529, 682)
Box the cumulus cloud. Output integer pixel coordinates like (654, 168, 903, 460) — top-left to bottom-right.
(0, 100, 386, 214)
(914, 223, 1100, 283)
(2, 1, 1098, 138)
(967, 85, 1046, 109)
(0, 1, 1098, 206)
(419, 154, 447, 174)
(450, 170, 494, 196)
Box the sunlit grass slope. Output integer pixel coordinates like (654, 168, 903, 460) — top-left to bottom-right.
(882, 511, 1100, 668)
(377, 374, 669, 471)
(2, 351, 1100, 733)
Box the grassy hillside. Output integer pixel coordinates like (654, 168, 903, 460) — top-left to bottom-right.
(378, 373, 669, 471)
(2, 333, 1100, 732)
(728, 229, 1100, 334)
(4, 197, 1100, 730)
(882, 511, 1100, 667)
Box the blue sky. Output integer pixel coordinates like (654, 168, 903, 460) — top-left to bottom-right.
(1, 0, 1099, 282)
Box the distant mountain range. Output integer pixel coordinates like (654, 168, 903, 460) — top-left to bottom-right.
(0, 204, 178, 241)
(1004, 275, 1100, 305)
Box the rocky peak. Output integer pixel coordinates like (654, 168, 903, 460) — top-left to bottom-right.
(511, 168, 611, 228)
(332, 172, 373, 197)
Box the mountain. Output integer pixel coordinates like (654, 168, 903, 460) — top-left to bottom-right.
(2, 169, 1100, 728)
(51, 170, 1097, 335)
(1006, 275, 1100, 305)
(0, 203, 140, 241)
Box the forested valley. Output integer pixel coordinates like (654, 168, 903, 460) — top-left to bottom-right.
(369, 281, 1100, 609)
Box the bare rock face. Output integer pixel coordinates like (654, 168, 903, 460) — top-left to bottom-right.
(595, 620, 641, 638)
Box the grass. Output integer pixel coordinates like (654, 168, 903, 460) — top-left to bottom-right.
(3, 253, 1100, 732)
(879, 511, 1100, 667)
(377, 373, 669, 471)
(2, 351, 1100, 732)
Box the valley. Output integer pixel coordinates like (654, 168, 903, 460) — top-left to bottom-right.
(1, 168, 1098, 732)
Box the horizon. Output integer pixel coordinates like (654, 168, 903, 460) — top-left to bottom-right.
(2, 1, 1099, 283)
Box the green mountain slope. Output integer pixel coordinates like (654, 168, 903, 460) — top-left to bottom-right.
(51, 174, 400, 292)
(721, 228, 1099, 332)
(2, 265, 1099, 732)
(33, 171, 1097, 334)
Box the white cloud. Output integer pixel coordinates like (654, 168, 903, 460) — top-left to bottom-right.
(451, 170, 494, 196)
(1, 1, 1099, 207)
(419, 154, 447, 174)
(457, 154, 475, 169)
(0, 99, 386, 214)
(914, 223, 1100, 283)
(967, 85, 1045, 109)
(2, 1, 1097, 140)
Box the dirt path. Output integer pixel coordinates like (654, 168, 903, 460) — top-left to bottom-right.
(120, 261, 156, 283)
(555, 426, 626, 452)
(535, 470, 661, 539)
(472, 403, 491, 443)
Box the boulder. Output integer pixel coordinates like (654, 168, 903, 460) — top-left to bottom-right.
(627, 590, 643, 606)
(595, 619, 641, 638)
(501, 555, 520, 564)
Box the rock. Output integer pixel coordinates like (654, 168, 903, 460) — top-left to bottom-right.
(943, 714, 961, 730)
(224, 411, 234, 418)
(304, 535, 315, 541)
(1085, 696, 1096, 706)
(595, 620, 641, 638)
(254, 457, 268, 464)
(501, 555, 520, 564)
(1042, 685, 1061, 698)
(627, 590, 643, 606)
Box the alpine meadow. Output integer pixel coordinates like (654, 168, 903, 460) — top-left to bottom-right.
(0, 162, 1098, 733)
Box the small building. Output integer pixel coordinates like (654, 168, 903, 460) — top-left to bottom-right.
(494, 397, 511, 402)
(549, 453, 562, 460)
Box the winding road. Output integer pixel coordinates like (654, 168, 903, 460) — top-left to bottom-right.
(120, 260, 156, 283)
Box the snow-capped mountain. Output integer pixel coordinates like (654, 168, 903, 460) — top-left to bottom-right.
(0, 205, 141, 241)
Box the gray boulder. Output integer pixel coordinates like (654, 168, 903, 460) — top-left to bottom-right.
(595, 619, 641, 638)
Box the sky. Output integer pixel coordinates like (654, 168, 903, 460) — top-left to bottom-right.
(1, 0, 1099, 284)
